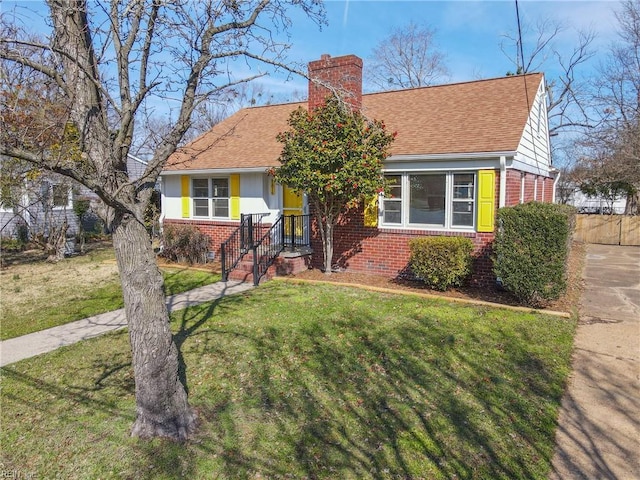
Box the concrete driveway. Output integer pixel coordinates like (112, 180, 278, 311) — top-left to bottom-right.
(550, 244, 640, 479)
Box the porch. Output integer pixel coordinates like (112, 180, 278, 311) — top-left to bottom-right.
(221, 213, 313, 285)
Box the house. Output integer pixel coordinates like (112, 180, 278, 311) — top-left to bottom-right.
(161, 54, 557, 285)
(557, 182, 627, 214)
(0, 153, 152, 245)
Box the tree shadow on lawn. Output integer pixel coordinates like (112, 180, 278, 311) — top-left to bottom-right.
(1, 286, 579, 479)
(170, 290, 575, 479)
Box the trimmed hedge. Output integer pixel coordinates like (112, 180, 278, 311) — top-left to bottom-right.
(160, 224, 210, 265)
(409, 236, 474, 291)
(493, 202, 576, 307)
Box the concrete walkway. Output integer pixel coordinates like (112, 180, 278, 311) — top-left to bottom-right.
(550, 244, 640, 480)
(0, 280, 254, 367)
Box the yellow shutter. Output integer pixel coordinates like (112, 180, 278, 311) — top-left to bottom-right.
(477, 170, 496, 232)
(181, 176, 190, 218)
(363, 196, 378, 227)
(230, 174, 240, 220)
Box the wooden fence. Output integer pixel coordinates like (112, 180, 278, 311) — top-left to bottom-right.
(574, 215, 640, 246)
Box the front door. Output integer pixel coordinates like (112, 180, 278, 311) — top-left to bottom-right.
(282, 186, 305, 244)
(283, 186, 303, 216)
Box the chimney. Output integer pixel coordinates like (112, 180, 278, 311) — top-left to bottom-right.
(308, 54, 363, 112)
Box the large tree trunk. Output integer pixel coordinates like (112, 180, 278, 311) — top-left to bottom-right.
(112, 212, 196, 440)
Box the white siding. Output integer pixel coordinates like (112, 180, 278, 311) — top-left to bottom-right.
(515, 77, 552, 176)
(161, 175, 183, 219)
(240, 173, 270, 216)
(161, 172, 274, 221)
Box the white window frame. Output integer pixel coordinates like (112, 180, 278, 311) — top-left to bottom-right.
(191, 177, 230, 219)
(381, 171, 476, 231)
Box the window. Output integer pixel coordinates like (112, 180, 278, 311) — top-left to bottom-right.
(192, 178, 229, 218)
(382, 175, 402, 224)
(52, 184, 71, 208)
(409, 174, 445, 225)
(452, 174, 475, 227)
(382, 172, 476, 229)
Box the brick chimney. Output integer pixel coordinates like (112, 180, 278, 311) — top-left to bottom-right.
(308, 54, 363, 112)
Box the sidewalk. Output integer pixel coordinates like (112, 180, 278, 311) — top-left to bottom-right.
(0, 280, 254, 367)
(550, 244, 640, 479)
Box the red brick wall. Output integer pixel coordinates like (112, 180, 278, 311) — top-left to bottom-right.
(505, 169, 523, 205)
(308, 54, 363, 112)
(163, 219, 240, 255)
(504, 170, 554, 206)
(307, 205, 497, 286)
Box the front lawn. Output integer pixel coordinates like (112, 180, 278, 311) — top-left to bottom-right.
(0, 281, 575, 479)
(0, 246, 221, 339)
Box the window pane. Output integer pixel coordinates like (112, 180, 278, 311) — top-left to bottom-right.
(193, 179, 208, 198)
(193, 199, 209, 217)
(409, 174, 445, 225)
(212, 178, 229, 198)
(213, 199, 229, 217)
(453, 174, 474, 199)
(383, 199, 401, 224)
(52, 184, 69, 207)
(385, 175, 402, 200)
(452, 201, 474, 226)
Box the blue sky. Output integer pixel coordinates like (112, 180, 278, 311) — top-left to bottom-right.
(4, 1, 623, 102)
(260, 0, 623, 97)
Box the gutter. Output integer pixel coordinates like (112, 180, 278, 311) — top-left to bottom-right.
(386, 151, 517, 162)
(160, 167, 270, 176)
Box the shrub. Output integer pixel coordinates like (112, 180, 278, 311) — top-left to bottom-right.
(409, 236, 474, 291)
(160, 224, 210, 265)
(493, 202, 576, 307)
(0, 237, 24, 252)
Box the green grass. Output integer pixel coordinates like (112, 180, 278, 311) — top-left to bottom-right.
(0, 249, 221, 339)
(0, 282, 576, 479)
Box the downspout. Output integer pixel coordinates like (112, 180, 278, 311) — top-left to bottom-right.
(552, 168, 561, 204)
(499, 155, 507, 208)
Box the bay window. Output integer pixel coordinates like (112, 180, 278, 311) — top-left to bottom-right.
(382, 172, 476, 229)
(192, 177, 229, 218)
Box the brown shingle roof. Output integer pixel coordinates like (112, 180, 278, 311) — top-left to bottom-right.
(164, 73, 543, 171)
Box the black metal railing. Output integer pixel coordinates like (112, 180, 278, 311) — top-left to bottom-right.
(282, 213, 311, 250)
(251, 213, 311, 285)
(221, 213, 311, 284)
(221, 213, 268, 281)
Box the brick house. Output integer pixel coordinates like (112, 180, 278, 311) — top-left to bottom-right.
(161, 54, 556, 285)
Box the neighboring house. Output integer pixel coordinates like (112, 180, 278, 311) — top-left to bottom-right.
(557, 182, 626, 214)
(161, 54, 557, 285)
(0, 153, 152, 242)
(0, 172, 81, 242)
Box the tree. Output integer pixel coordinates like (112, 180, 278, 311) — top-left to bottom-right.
(1, 40, 83, 259)
(273, 96, 395, 273)
(366, 22, 449, 90)
(573, 0, 639, 213)
(0, 0, 324, 441)
(501, 16, 596, 138)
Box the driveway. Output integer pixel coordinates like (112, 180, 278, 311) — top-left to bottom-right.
(550, 244, 640, 479)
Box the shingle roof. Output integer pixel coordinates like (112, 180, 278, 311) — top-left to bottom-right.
(164, 73, 543, 171)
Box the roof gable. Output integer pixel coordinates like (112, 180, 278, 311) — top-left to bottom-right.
(164, 73, 544, 172)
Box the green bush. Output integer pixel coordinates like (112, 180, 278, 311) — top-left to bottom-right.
(493, 202, 576, 307)
(160, 224, 210, 265)
(0, 237, 25, 252)
(409, 236, 474, 291)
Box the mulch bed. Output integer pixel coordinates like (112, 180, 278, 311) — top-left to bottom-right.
(291, 242, 586, 314)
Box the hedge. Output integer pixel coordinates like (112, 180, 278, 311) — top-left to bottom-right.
(493, 202, 575, 307)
